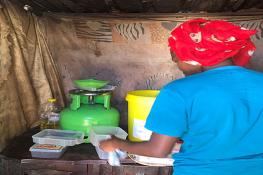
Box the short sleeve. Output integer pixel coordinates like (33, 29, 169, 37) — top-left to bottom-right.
(145, 88, 188, 137)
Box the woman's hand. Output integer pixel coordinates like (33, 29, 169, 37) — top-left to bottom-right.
(99, 136, 121, 152)
(99, 133, 178, 157)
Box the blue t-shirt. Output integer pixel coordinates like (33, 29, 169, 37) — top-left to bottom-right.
(145, 66, 263, 175)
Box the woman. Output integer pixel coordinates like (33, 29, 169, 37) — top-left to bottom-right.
(100, 18, 263, 175)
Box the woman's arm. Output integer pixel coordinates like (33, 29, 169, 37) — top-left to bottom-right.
(99, 132, 179, 158)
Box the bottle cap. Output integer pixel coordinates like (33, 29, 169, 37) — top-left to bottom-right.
(48, 98, 56, 103)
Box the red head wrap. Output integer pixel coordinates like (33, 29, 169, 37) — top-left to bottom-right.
(168, 18, 257, 66)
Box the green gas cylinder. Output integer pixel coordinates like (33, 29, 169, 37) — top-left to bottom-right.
(60, 89, 120, 138)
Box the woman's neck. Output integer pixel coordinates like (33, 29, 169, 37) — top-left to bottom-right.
(202, 59, 234, 71)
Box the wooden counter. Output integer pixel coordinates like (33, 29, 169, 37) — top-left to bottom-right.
(0, 128, 173, 175)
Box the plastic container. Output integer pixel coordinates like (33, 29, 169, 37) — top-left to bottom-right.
(89, 126, 128, 159)
(40, 98, 60, 130)
(89, 126, 128, 147)
(30, 144, 67, 159)
(95, 147, 127, 161)
(32, 129, 84, 146)
(125, 90, 159, 142)
(47, 112, 60, 129)
(95, 146, 109, 159)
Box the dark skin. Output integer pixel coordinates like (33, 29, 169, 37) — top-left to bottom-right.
(99, 133, 179, 158)
(99, 51, 235, 158)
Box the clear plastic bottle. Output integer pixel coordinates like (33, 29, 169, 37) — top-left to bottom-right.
(40, 98, 60, 130)
(40, 112, 48, 130)
(47, 112, 60, 129)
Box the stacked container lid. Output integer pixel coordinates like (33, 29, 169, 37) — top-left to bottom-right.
(89, 126, 128, 159)
(30, 129, 85, 159)
(30, 127, 127, 159)
(30, 144, 67, 159)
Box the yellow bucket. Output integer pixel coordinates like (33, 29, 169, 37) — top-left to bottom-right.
(126, 90, 160, 142)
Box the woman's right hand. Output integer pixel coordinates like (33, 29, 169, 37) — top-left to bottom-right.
(99, 136, 121, 152)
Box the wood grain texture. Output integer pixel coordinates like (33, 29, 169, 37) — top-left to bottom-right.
(0, 155, 22, 175)
(23, 169, 73, 175)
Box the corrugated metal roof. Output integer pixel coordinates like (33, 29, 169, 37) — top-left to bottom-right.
(17, 0, 263, 15)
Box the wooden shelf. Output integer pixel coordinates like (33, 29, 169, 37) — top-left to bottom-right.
(0, 128, 173, 175)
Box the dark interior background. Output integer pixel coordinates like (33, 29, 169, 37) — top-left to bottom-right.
(17, 0, 263, 15)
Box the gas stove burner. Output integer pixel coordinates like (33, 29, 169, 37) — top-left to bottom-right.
(60, 84, 120, 136)
(69, 89, 110, 96)
(74, 84, 116, 92)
